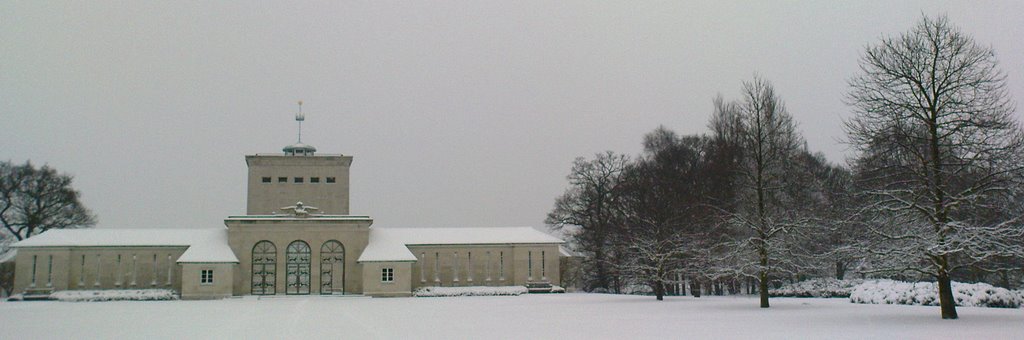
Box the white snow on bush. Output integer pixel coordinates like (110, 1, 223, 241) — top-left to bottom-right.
(770, 278, 864, 298)
(849, 280, 1022, 308)
(413, 286, 528, 297)
(49, 289, 178, 302)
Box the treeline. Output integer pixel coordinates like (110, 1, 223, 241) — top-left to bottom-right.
(547, 77, 851, 305)
(546, 16, 1024, 319)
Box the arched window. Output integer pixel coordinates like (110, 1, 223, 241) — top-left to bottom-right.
(252, 241, 277, 295)
(286, 240, 311, 295)
(320, 240, 345, 295)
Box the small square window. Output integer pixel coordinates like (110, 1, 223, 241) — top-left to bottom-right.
(261, 177, 271, 183)
(294, 177, 304, 183)
(326, 177, 336, 183)
(278, 177, 287, 183)
(381, 268, 394, 282)
(201, 270, 214, 285)
(310, 177, 320, 183)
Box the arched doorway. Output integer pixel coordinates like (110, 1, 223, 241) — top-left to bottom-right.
(320, 240, 345, 295)
(251, 241, 277, 295)
(286, 240, 311, 295)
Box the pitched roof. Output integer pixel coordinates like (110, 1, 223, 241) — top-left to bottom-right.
(357, 227, 564, 262)
(12, 228, 238, 263)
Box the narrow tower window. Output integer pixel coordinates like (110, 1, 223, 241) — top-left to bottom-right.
(167, 254, 173, 285)
(130, 254, 137, 286)
(47, 255, 53, 287)
(528, 251, 533, 281)
(30, 255, 37, 287)
(541, 251, 546, 279)
(467, 252, 473, 282)
(486, 251, 492, 281)
(95, 254, 102, 287)
(452, 252, 459, 283)
(115, 255, 122, 286)
(79, 255, 86, 287)
(151, 254, 158, 286)
(434, 252, 440, 283)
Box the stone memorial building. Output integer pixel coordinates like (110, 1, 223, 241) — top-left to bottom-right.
(11, 113, 564, 299)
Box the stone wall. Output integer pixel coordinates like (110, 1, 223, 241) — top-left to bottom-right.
(405, 243, 561, 290)
(180, 263, 235, 300)
(12, 246, 187, 295)
(361, 261, 412, 297)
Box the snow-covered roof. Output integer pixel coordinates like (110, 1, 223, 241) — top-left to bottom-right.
(12, 228, 238, 263)
(176, 229, 239, 263)
(358, 227, 564, 262)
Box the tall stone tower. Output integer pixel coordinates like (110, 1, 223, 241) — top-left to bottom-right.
(245, 103, 353, 215)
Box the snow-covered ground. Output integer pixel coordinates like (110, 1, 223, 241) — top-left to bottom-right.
(1, 294, 1021, 339)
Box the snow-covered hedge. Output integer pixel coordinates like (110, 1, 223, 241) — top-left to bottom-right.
(49, 289, 178, 302)
(850, 280, 1023, 308)
(413, 286, 528, 297)
(769, 278, 864, 298)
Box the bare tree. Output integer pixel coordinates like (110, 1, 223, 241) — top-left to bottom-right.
(792, 152, 861, 281)
(0, 160, 96, 241)
(546, 152, 630, 292)
(614, 129, 717, 300)
(716, 77, 808, 308)
(0, 161, 95, 296)
(0, 235, 13, 296)
(845, 15, 1024, 319)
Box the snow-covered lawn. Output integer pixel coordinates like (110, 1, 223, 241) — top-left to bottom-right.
(1, 294, 1021, 339)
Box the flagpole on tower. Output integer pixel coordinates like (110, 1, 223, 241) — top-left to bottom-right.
(282, 100, 315, 156)
(296, 100, 305, 143)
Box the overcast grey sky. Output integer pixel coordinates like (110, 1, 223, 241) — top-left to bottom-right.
(2, 1, 1023, 230)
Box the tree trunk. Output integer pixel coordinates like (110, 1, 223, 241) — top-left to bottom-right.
(937, 266, 958, 319)
(759, 271, 770, 308)
(654, 282, 664, 301)
(759, 238, 770, 307)
(593, 248, 608, 291)
(690, 278, 701, 298)
(835, 261, 846, 280)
